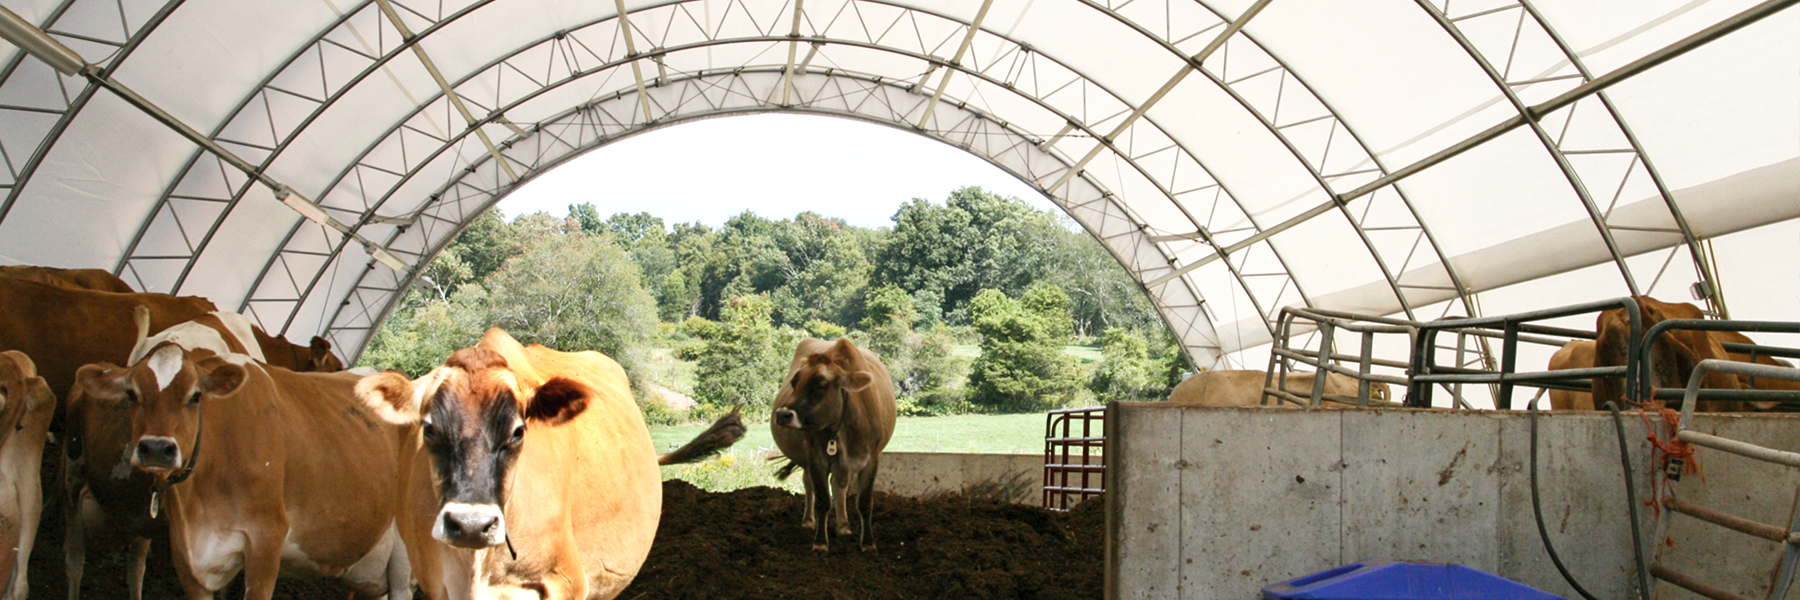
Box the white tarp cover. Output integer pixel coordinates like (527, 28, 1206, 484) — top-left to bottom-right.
(0, 0, 1794, 369)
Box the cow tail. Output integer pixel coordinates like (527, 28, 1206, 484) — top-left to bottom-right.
(773, 459, 801, 481)
(657, 406, 746, 466)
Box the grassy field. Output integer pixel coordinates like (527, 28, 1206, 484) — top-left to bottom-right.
(651, 412, 1054, 492)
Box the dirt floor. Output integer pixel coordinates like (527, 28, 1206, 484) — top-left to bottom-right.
(25, 456, 1101, 599)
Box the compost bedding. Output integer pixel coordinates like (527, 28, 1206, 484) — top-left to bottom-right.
(24, 468, 1102, 599)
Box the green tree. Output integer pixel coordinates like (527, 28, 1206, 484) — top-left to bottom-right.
(859, 284, 915, 360)
(1088, 327, 1169, 401)
(967, 283, 1084, 411)
(568, 202, 605, 235)
(684, 294, 797, 413)
(873, 187, 1063, 323)
(360, 286, 490, 377)
(482, 232, 659, 370)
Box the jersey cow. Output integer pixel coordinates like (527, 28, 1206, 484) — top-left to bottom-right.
(1168, 370, 1393, 407)
(1546, 340, 1597, 411)
(355, 328, 744, 599)
(0, 351, 56, 600)
(0, 265, 135, 293)
(771, 338, 897, 552)
(1594, 296, 1795, 411)
(0, 278, 217, 408)
(74, 344, 412, 600)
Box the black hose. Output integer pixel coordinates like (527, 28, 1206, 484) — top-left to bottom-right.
(1606, 401, 1653, 600)
(1529, 396, 1600, 600)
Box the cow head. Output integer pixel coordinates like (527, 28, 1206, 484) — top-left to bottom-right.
(356, 345, 591, 549)
(0, 350, 54, 447)
(306, 336, 346, 372)
(74, 343, 247, 476)
(773, 339, 874, 432)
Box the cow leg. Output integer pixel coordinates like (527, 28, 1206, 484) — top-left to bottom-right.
(62, 486, 87, 600)
(165, 535, 216, 600)
(126, 538, 150, 600)
(831, 464, 854, 538)
(383, 531, 413, 600)
(240, 530, 285, 600)
(855, 459, 880, 551)
(798, 465, 816, 529)
(806, 462, 832, 551)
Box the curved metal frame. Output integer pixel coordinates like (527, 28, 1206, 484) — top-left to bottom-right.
(0, 0, 1768, 369)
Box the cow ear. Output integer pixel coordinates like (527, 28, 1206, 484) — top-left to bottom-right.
(74, 363, 130, 401)
(2, 350, 37, 380)
(844, 371, 875, 393)
(310, 335, 333, 354)
(526, 377, 590, 425)
(356, 371, 423, 425)
(196, 358, 247, 397)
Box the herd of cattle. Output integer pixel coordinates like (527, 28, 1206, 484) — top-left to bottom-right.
(0, 265, 1789, 598)
(0, 266, 909, 600)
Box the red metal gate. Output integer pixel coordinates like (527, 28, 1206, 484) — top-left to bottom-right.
(1043, 406, 1105, 511)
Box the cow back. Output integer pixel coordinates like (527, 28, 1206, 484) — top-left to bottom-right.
(0, 279, 217, 403)
(0, 265, 134, 294)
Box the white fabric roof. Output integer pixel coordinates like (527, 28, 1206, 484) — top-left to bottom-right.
(0, 0, 1795, 368)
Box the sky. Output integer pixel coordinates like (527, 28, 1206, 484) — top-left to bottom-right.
(496, 113, 1058, 229)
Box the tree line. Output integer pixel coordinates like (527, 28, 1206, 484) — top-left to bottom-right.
(361, 186, 1186, 421)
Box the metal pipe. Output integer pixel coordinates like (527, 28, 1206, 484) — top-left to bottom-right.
(1678, 430, 1800, 468)
(780, 0, 805, 106)
(1151, 0, 1799, 281)
(0, 4, 87, 74)
(1650, 563, 1753, 600)
(1664, 497, 1797, 545)
(614, 0, 655, 122)
(375, 0, 519, 183)
(917, 0, 992, 128)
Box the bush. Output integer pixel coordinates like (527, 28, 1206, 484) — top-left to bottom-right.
(685, 294, 798, 414)
(967, 284, 1084, 412)
(1089, 327, 1171, 402)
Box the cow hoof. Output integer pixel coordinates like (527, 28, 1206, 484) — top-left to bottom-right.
(860, 543, 877, 552)
(812, 543, 829, 552)
(836, 525, 853, 536)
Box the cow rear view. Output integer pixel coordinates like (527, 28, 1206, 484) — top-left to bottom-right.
(772, 338, 897, 552)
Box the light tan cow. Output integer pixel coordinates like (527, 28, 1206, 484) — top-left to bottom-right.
(0, 351, 56, 600)
(771, 338, 897, 552)
(75, 344, 412, 599)
(1547, 340, 1597, 410)
(355, 328, 743, 599)
(1168, 369, 1393, 407)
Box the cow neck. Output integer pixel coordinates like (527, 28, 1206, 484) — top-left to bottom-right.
(164, 398, 205, 485)
(806, 387, 853, 451)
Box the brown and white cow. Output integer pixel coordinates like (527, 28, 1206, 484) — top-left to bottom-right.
(771, 338, 897, 552)
(0, 278, 217, 408)
(74, 344, 411, 600)
(1167, 369, 1393, 407)
(0, 351, 56, 600)
(355, 328, 744, 599)
(1594, 296, 1795, 411)
(0, 265, 135, 294)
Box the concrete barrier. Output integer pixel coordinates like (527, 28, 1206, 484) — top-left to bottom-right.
(1106, 403, 1800, 599)
(875, 452, 1045, 505)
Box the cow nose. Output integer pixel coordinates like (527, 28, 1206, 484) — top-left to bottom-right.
(133, 437, 181, 469)
(435, 503, 506, 548)
(774, 408, 800, 429)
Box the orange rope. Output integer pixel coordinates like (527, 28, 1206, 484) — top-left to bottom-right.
(1636, 397, 1703, 519)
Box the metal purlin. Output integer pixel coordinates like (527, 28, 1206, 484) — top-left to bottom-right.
(1416, 0, 1647, 297)
(291, 37, 1244, 363)
(0, 0, 185, 224)
(1513, 0, 1722, 314)
(184, 2, 1272, 362)
(1083, 0, 1482, 329)
(112, 0, 499, 303)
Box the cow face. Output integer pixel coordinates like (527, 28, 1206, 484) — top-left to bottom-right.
(356, 346, 591, 549)
(0, 351, 53, 447)
(307, 336, 346, 372)
(75, 343, 247, 475)
(773, 342, 874, 432)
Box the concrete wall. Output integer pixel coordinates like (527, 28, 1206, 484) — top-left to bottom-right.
(877, 452, 1056, 505)
(1106, 403, 1800, 600)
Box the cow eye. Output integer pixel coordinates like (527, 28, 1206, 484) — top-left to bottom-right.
(188, 391, 202, 405)
(420, 419, 438, 439)
(125, 389, 139, 404)
(508, 424, 526, 445)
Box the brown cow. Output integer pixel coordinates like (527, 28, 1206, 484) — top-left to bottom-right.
(0, 265, 134, 294)
(250, 326, 345, 373)
(0, 278, 217, 407)
(75, 344, 412, 599)
(0, 351, 56, 599)
(1592, 296, 1793, 412)
(1547, 340, 1596, 410)
(1167, 369, 1393, 407)
(128, 307, 345, 373)
(355, 328, 743, 599)
(771, 338, 897, 552)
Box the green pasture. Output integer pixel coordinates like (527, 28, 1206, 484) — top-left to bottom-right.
(650, 412, 1055, 492)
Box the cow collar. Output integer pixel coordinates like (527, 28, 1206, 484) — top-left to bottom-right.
(164, 397, 205, 485)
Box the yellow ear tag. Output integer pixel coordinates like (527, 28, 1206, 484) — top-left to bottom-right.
(827, 440, 838, 456)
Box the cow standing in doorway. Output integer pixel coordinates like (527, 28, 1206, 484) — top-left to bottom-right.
(772, 338, 897, 552)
